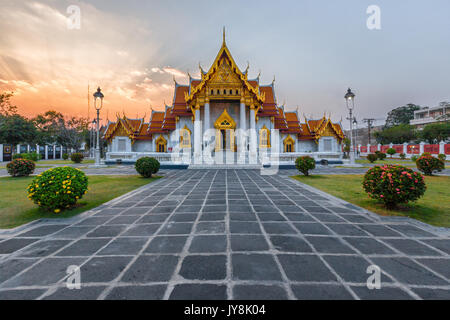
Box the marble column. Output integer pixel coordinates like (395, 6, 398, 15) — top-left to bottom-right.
(204, 100, 210, 134)
(194, 104, 202, 164)
(249, 105, 257, 163)
(237, 99, 246, 163)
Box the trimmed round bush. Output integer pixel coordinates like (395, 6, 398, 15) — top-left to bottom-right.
(399, 153, 406, 160)
(363, 165, 426, 209)
(12, 152, 40, 161)
(416, 154, 444, 176)
(295, 156, 316, 176)
(135, 157, 160, 178)
(27, 167, 88, 212)
(386, 148, 396, 158)
(7, 158, 35, 177)
(62, 153, 69, 160)
(70, 152, 84, 163)
(367, 154, 378, 163)
(438, 153, 446, 161)
(375, 151, 387, 160)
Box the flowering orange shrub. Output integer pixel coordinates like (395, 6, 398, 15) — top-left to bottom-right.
(27, 167, 88, 212)
(416, 154, 444, 176)
(363, 165, 426, 209)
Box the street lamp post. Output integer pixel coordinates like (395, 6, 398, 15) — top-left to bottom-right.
(91, 118, 97, 158)
(345, 88, 356, 165)
(93, 87, 104, 166)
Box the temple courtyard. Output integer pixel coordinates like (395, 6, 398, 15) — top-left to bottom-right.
(0, 169, 449, 300)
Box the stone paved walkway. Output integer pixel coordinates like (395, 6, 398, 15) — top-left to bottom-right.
(0, 170, 449, 300)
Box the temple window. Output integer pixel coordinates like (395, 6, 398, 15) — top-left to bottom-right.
(284, 135, 295, 153)
(180, 126, 191, 148)
(236, 90, 239, 95)
(117, 138, 126, 152)
(211, 90, 214, 95)
(229, 89, 232, 95)
(323, 138, 332, 152)
(156, 135, 167, 153)
(259, 125, 270, 148)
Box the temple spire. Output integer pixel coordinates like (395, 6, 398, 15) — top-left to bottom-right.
(223, 26, 226, 45)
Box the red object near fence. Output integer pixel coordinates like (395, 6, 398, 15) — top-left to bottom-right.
(445, 144, 450, 155)
(360, 146, 367, 153)
(370, 145, 378, 153)
(407, 145, 420, 154)
(394, 145, 403, 153)
(423, 144, 439, 154)
(380, 145, 389, 153)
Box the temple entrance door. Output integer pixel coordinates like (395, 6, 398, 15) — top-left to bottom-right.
(214, 109, 236, 152)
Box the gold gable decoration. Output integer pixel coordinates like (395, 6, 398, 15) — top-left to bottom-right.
(214, 109, 236, 129)
(184, 31, 265, 107)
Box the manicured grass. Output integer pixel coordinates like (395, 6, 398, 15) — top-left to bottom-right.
(292, 174, 450, 228)
(0, 175, 160, 229)
(37, 159, 95, 164)
(357, 158, 449, 168)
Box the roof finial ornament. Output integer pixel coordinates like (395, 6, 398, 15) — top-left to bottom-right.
(244, 61, 249, 74)
(223, 26, 226, 44)
(173, 75, 177, 85)
(272, 75, 276, 86)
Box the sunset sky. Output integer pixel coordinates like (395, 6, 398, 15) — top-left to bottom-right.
(1, 0, 449, 128)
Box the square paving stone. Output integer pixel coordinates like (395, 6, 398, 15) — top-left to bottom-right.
(232, 254, 282, 281)
(0, 258, 39, 284)
(121, 255, 179, 282)
(371, 257, 447, 286)
(257, 213, 286, 222)
(18, 225, 68, 237)
(106, 215, 141, 225)
(96, 208, 123, 215)
(199, 212, 226, 221)
(324, 255, 392, 284)
(357, 224, 403, 237)
(189, 235, 227, 253)
(350, 286, 413, 300)
(1, 257, 86, 288)
(291, 284, 353, 300)
(387, 224, 435, 237)
(105, 285, 166, 300)
(169, 284, 227, 300)
(159, 222, 193, 235)
(97, 237, 147, 256)
(76, 216, 112, 226)
(137, 214, 169, 223)
(229, 213, 258, 221)
(343, 237, 396, 255)
(325, 223, 369, 236)
(144, 236, 188, 253)
(56, 238, 111, 256)
(277, 206, 304, 213)
(293, 223, 332, 235)
(233, 284, 288, 300)
(81, 256, 133, 282)
(43, 285, 106, 300)
(230, 221, 262, 234)
(169, 213, 198, 222)
(340, 215, 374, 223)
(228, 205, 252, 213)
(0, 238, 39, 254)
(411, 288, 450, 300)
(253, 206, 277, 213)
(312, 214, 346, 223)
(416, 258, 450, 278)
(122, 224, 161, 236)
(262, 223, 297, 234)
(383, 239, 443, 256)
(86, 225, 127, 238)
(16, 240, 71, 258)
(175, 205, 202, 213)
(195, 222, 226, 234)
(179, 255, 226, 280)
(306, 236, 355, 254)
(121, 207, 150, 215)
(230, 235, 269, 251)
(421, 239, 450, 255)
(270, 236, 312, 253)
(284, 212, 315, 222)
(51, 226, 94, 239)
(278, 254, 337, 282)
(150, 206, 177, 214)
(0, 289, 47, 300)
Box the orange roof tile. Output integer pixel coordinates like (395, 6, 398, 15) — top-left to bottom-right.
(285, 112, 302, 134)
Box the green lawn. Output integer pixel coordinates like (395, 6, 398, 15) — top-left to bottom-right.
(37, 159, 95, 164)
(292, 174, 450, 228)
(0, 175, 159, 229)
(356, 158, 449, 168)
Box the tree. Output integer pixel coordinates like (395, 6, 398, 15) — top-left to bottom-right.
(385, 104, 420, 128)
(0, 114, 37, 153)
(32, 110, 65, 145)
(57, 117, 89, 151)
(420, 122, 450, 143)
(374, 124, 417, 144)
(386, 148, 396, 158)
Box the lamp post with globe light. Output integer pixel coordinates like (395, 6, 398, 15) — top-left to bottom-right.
(345, 88, 356, 165)
(93, 87, 104, 166)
